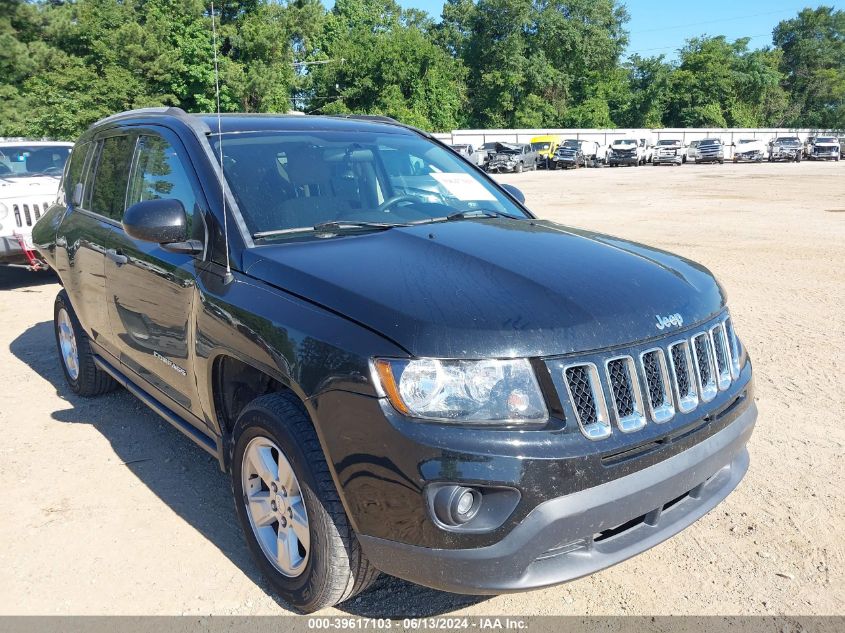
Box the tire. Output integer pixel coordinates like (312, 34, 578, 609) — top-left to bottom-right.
(515, 161, 523, 173)
(232, 393, 378, 613)
(53, 290, 118, 397)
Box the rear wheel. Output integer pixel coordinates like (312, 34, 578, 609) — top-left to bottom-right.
(53, 291, 118, 397)
(232, 393, 378, 613)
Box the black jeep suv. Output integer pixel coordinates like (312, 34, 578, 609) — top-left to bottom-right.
(34, 108, 756, 612)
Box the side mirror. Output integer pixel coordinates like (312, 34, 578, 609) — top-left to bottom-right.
(123, 199, 188, 244)
(500, 183, 525, 204)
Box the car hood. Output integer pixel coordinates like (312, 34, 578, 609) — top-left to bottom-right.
(243, 219, 726, 359)
(0, 175, 61, 198)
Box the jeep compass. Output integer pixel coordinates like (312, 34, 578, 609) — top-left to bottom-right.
(33, 108, 756, 612)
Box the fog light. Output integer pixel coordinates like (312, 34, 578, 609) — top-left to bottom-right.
(432, 485, 481, 526)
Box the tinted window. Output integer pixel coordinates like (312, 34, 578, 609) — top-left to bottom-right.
(127, 134, 200, 237)
(213, 131, 529, 239)
(89, 135, 134, 220)
(62, 143, 89, 203)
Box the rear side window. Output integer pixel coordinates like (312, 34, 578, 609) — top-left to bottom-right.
(89, 135, 134, 220)
(127, 134, 200, 237)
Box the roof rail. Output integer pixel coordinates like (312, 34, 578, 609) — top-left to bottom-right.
(88, 106, 211, 135)
(328, 113, 434, 139)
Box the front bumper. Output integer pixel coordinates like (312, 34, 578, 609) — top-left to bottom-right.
(654, 153, 683, 164)
(810, 151, 839, 160)
(608, 154, 638, 165)
(359, 402, 755, 594)
(0, 235, 30, 266)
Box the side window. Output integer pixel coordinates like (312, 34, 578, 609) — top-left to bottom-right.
(127, 134, 200, 238)
(89, 135, 134, 220)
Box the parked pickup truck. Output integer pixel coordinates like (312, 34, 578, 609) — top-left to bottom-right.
(1, 140, 73, 269)
(607, 139, 641, 166)
(486, 142, 538, 173)
(448, 143, 485, 166)
(732, 139, 766, 163)
(652, 139, 686, 166)
(807, 136, 840, 161)
(768, 137, 802, 162)
(34, 107, 757, 613)
(550, 139, 601, 169)
(694, 138, 725, 164)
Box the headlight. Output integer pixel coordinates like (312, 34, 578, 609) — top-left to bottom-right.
(0, 202, 7, 220)
(373, 358, 548, 424)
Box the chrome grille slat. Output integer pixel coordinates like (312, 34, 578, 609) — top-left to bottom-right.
(22, 204, 32, 226)
(710, 324, 731, 391)
(563, 363, 611, 440)
(668, 340, 698, 413)
(724, 317, 742, 379)
(691, 333, 718, 402)
(639, 348, 675, 423)
(605, 356, 646, 433)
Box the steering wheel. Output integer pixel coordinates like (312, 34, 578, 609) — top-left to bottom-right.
(375, 195, 428, 216)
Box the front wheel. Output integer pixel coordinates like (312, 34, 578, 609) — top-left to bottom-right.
(514, 161, 523, 173)
(232, 393, 378, 613)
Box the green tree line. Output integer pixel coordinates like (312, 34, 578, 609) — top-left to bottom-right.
(1, 0, 843, 138)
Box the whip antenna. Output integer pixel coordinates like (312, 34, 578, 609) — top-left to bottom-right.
(210, 1, 232, 282)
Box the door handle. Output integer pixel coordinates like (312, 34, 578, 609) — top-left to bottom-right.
(106, 249, 128, 266)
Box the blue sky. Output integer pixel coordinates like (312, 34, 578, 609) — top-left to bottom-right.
(340, 0, 844, 61)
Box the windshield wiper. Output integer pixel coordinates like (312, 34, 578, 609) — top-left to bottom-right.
(254, 221, 407, 239)
(444, 209, 522, 221)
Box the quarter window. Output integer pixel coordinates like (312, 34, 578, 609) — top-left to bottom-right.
(62, 142, 90, 204)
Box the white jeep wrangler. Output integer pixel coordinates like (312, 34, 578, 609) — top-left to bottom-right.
(0, 141, 73, 269)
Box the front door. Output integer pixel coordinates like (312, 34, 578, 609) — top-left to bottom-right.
(105, 129, 207, 420)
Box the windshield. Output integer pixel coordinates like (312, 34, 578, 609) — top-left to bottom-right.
(213, 131, 530, 240)
(0, 144, 71, 178)
(701, 139, 721, 145)
(738, 139, 757, 144)
(560, 140, 579, 149)
(775, 138, 800, 145)
(531, 142, 551, 151)
(614, 140, 637, 146)
(816, 137, 837, 143)
(656, 140, 680, 146)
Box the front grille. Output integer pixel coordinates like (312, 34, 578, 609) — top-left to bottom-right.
(11, 201, 50, 227)
(564, 364, 610, 440)
(556, 316, 740, 440)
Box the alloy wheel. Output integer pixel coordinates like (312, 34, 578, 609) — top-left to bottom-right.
(241, 436, 310, 577)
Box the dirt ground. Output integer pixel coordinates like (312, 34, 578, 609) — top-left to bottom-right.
(0, 160, 843, 616)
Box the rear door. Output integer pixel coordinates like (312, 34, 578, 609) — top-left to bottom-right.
(57, 135, 133, 353)
(104, 128, 207, 419)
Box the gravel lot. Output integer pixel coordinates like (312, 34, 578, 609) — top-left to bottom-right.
(0, 160, 842, 616)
